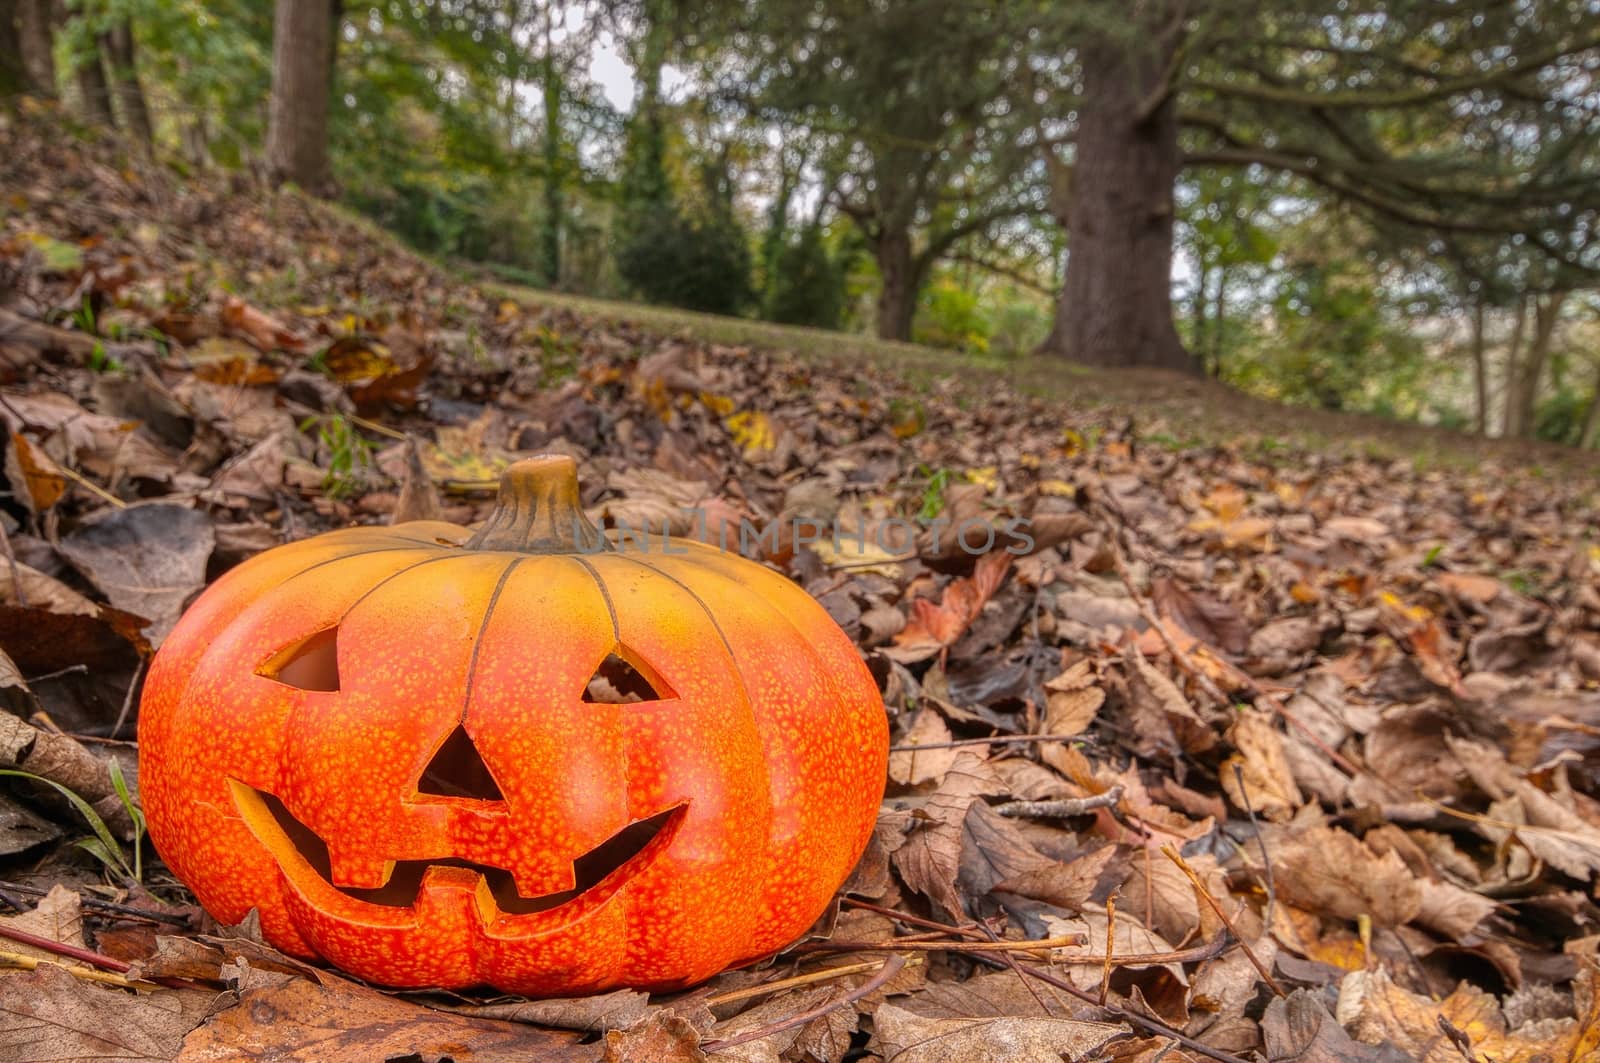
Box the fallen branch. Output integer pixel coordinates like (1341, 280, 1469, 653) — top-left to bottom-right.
(0, 949, 160, 990)
(994, 785, 1125, 820)
(0, 922, 203, 991)
(888, 733, 1098, 752)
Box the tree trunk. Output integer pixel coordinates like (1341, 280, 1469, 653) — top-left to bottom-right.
(874, 226, 919, 341)
(1500, 298, 1529, 438)
(1470, 300, 1488, 435)
(540, 44, 563, 287)
(17, 0, 55, 95)
(1508, 290, 1567, 439)
(1580, 364, 1600, 449)
(1, 0, 23, 98)
(1039, 5, 1195, 372)
(1211, 271, 1227, 377)
(74, 33, 117, 126)
(266, 0, 334, 193)
(104, 23, 153, 147)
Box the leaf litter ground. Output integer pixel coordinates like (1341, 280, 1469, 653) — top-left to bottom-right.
(2, 107, 1600, 1062)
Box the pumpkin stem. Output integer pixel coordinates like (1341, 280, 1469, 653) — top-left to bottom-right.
(465, 455, 610, 554)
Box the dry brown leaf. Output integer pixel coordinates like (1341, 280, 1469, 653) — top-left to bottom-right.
(1337, 966, 1593, 1063)
(1269, 825, 1422, 928)
(1220, 711, 1303, 821)
(891, 752, 1006, 919)
(0, 964, 214, 1063)
(603, 1010, 707, 1062)
(889, 710, 959, 786)
(5, 432, 67, 512)
(872, 1003, 1124, 1062)
(180, 972, 591, 1062)
(58, 503, 214, 646)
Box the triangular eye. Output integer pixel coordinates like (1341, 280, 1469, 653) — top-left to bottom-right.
(260, 628, 340, 692)
(417, 725, 504, 801)
(583, 650, 671, 704)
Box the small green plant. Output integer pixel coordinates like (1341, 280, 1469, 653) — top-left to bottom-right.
(916, 465, 952, 520)
(1423, 543, 1445, 567)
(0, 760, 145, 884)
(302, 413, 376, 499)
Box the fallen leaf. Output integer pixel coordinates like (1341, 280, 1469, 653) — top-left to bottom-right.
(872, 1002, 1124, 1062)
(58, 503, 215, 646)
(0, 964, 213, 1063)
(1269, 825, 1422, 928)
(179, 971, 591, 1062)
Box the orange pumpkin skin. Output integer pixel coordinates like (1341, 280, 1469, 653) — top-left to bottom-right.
(138, 457, 887, 995)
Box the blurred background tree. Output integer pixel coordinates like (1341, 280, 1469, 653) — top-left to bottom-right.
(3, 0, 1597, 443)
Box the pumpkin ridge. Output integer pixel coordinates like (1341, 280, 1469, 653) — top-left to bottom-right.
(608, 550, 776, 867)
(569, 554, 621, 642)
(457, 556, 524, 726)
(266, 541, 459, 599)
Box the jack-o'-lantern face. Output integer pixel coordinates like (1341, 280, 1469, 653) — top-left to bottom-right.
(139, 457, 888, 996)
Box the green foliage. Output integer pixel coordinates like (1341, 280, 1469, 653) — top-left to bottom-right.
(303, 413, 375, 499)
(764, 225, 847, 329)
(615, 201, 753, 315)
(915, 277, 989, 354)
(0, 762, 145, 884)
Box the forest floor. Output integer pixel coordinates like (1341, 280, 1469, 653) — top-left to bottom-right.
(479, 279, 1594, 478)
(3, 107, 1600, 1062)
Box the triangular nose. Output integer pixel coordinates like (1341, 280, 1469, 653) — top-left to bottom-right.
(418, 724, 504, 801)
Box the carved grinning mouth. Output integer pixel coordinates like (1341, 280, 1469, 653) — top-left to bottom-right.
(229, 779, 685, 918)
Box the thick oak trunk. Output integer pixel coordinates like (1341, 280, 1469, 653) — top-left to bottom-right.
(17, 0, 56, 96)
(266, 0, 334, 193)
(874, 227, 918, 341)
(1039, 7, 1196, 373)
(105, 23, 153, 147)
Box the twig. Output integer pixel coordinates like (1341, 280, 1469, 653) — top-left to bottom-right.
(0, 948, 160, 990)
(110, 658, 145, 740)
(994, 786, 1125, 820)
(1013, 960, 1249, 1063)
(0, 923, 201, 990)
(976, 916, 1060, 1017)
(794, 932, 1085, 955)
(1231, 762, 1278, 931)
(0, 881, 189, 926)
(20, 665, 88, 684)
(889, 733, 1097, 753)
(704, 955, 925, 1008)
(703, 953, 907, 1053)
(1099, 891, 1117, 1007)
(1051, 935, 1228, 968)
(55, 464, 126, 509)
(1159, 845, 1285, 997)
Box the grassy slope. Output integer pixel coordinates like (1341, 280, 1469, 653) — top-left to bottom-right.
(475, 277, 1597, 479)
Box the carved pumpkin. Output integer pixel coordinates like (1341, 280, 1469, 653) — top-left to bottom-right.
(138, 455, 887, 995)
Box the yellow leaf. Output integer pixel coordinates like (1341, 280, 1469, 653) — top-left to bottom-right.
(1039, 479, 1076, 497)
(965, 466, 999, 491)
(698, 391, 735, 416)
(812, 537, 904, 578)
(725, 410, 776, 459)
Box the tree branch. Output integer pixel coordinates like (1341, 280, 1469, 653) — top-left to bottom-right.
(1191, 33, 1600, 109)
